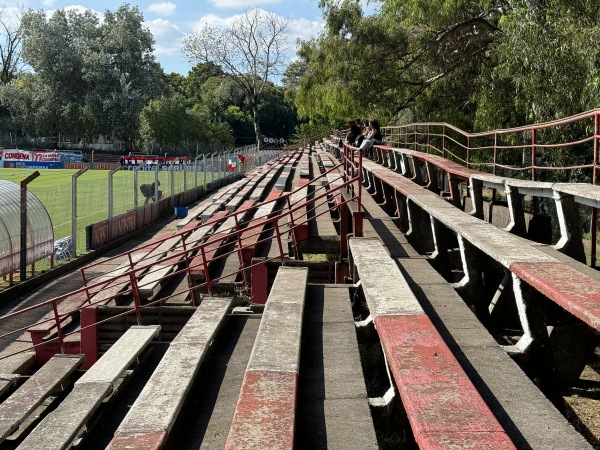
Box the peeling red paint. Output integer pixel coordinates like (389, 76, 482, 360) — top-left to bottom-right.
(511, 261, 600, 331)
(225, 370, 297, 450)
(375, 315, 516, 449)
(107, 430, 167, 450)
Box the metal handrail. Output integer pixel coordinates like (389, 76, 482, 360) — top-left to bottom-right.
(381, 109, 600, 268)
(0, 146, 362, 362)
(381, 108, 600, 182)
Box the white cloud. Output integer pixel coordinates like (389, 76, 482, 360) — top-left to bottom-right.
(286, 17, 323, 47)
(145, 19, 184, 56)
(148, 2, 176, 16)
(191, 13, 234, 31)
(192, 11, 323, 54)
(41, 0, 57, 6)
(46, 5, 102, 19)
(209, 0, 282, 8)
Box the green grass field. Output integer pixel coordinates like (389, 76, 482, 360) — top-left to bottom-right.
(0, 168, 219, 256)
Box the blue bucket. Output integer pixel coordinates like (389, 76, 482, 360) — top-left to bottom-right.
(174, 206, 188, 218)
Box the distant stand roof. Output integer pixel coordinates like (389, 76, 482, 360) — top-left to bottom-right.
(0, 180, 54, 276)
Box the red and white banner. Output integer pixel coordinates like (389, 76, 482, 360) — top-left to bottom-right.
(2, 149, 32, 161)
(33, 151, 59, 162)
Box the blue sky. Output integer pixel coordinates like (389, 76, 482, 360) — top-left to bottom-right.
(20, 0, 327, 76)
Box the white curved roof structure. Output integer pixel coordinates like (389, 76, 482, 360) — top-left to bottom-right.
(0, 180, 54, 276)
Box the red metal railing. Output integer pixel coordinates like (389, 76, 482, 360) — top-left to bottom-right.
(382, 109, 600, 182)
(381, 109, 600, 266)
(0, 146, 362, 364)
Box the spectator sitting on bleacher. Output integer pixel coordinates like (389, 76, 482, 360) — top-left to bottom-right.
(359, 119, 383, 157)
(140, 181, 162, 204)
(345, 120, 364, 146)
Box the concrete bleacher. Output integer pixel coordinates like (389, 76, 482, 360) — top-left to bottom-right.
(349, 237, 516, 449)
(362, 157, 600, 329)
(344, 143, 600, 383)
(3, 141, 598, 448)
(0, 354, 84, 443)
(17, 325, 160, 450)
(288, 148, 312, 243)
(338, 160, 594, 449)
(225, 266, 308, 449)
(188, 200, 257, 282)
(375, 143, 593, 263)
(107, 297, 232, 449)
(137, 170, 271, 298)
(200, 178, 247, 221)
(469, 175, 589, 262)
(28, 244, 159, 363)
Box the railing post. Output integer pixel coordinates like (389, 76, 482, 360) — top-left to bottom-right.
(413, 125, 417, 151)
(183, 162, 187, 195)
(210, 153, 215, 187)
(466, 136, 471, 168)
(154, 166, 160, 204)
(80, 268, 92, 303)
(204, 154, 207, 189)
(493, 132, 498, 176)
(71, 168, 87, 258)
(531, 128, 538, 213)
(129, 272, 143, 325)
(180, 235, 196, 305)
(170, 163, 175, 207)
(531, 128, 537, 182)
(200, 245, 212, 295)
(194, 154, 201, 192)
(357, 149, 363, 213)
(592, 113, 599, 267)
(233, 215, 249, 287)
(274, 220, 285, 262)
(251, 257, 268, 304)
(133, 165, 139, 210)
(19, 171, 40, 281)
(51, 300, 65, 354)
(442, 125, 446, 159)
(108, 167, 120, 223)
(286, 196, 300, 258)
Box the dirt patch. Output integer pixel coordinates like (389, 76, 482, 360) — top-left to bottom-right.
(562, 348, 600, 448)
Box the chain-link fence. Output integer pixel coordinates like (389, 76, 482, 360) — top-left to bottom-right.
(0, 147, 261, 268)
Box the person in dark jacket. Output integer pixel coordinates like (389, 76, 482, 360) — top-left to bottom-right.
(345, 121, 364, 146)
(140, 181, 161, 204)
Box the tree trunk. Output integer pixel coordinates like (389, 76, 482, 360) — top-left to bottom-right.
(251, 102, 262, 153)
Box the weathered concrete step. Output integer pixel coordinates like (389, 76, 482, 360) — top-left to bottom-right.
(296, 284, 378, 449)
(0, 354, 84, 443)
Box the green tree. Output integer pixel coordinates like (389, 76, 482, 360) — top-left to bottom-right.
(475, 0, 600, 129)
(183, 8, 288, 150)
(140, 95, 189, 151)
(86, 5, 165, 149)
(17, 8, 97, 140)
(296, 0, 503, 127)
(2, 5, 165, 148)
(0, 4, 24, 84)
(183, 62, 224, 106)
(295, 0, 415, 125)
(140, 95, 235, 154)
